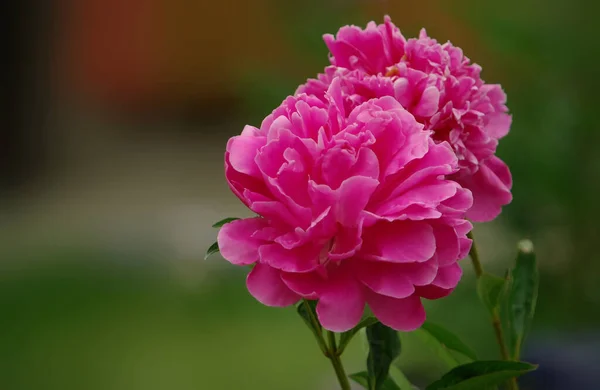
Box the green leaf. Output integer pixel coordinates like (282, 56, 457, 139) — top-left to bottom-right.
(204, 242, 219, 260)
(477, 272, 506, 315)
(338, 316, 378, 353)
(415, 322, 478, 368)
(350, 371, 401, 390)
(211, 217, 240, 228)
(390, 366, 417, 390)
(508, 239, 539, 359)
(296, 300, 327, 355)
(366, 322, 401, 390)
(426, 360, 537, 390)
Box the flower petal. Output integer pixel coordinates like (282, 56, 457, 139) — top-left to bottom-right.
(366, 292, 426, 331)
(415, 284, 453, 299)
(227, 133, 266, 177)
(336, 176, 379, 227)
(432, 224, 460, 267)
(217, 218, 268, 265)
(356, 262, 415, 299)
(361, 221, 436, 263)
(246, 263, 300, 307)
(461, 156, 512, 222)
(431, 262, 463, 289)
(316, 269, 365, 332)
(259, 243, 321, 273)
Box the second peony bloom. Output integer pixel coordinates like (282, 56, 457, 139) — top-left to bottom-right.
(298, 16, 513, 222)
(218, 78, 473, 332)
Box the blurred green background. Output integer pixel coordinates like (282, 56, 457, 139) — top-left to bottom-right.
(2, 0, 599, 389)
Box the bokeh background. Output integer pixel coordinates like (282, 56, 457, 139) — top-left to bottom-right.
(2, 0, 599, 389)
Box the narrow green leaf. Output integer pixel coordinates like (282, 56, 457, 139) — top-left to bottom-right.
(390, 366, 417, 390)
(477, 272, 506, 314)
(426, 361, 537, 390)
(211, 217, 240, 228)
(421, 322, 478, 361)
(204, 242, 219, 260)
(508, 239, 539, 359)
(414, 328, 459, 368)
(296, 300, 327, 354)
(366, 322, 401, 390)
(350, 371, 401, 390)
(338, 317, 378, 353)
(414, 322, 477, 368)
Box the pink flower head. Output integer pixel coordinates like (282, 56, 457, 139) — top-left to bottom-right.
(219, 78, 473, 332)
(298, 16, 512, 222)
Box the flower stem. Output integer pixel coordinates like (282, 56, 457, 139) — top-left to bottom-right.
(303, 300, 329, 356)
(467, 231, 484, 278)
(467, 231, 517, 390)
(326, 331, 351, 390)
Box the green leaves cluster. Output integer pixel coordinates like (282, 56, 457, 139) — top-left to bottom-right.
(476, 239, 539, 360)
(345, 319, 537, 390)
(365, 322, 402, 390)
(506, 240, 539, 359)
(425, 361, 537, 390)
(413, 321, 478, 368)
(348, 237, 539, 390)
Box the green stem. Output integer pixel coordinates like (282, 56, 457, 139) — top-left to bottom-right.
(467, 232, 517, 390)
(467, 231, 484, 278)
(327, 331, 351, 390)
(302, 300, 329, 356)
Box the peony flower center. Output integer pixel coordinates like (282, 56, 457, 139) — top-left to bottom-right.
(385, 66, 400, 77)
(318, 238, 336, 266)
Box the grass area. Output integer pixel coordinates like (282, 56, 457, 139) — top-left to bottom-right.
(0, 251, 362, 390)
(0, 246, 590, 389)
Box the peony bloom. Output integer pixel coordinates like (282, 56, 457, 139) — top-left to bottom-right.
(218, 78, 473, 332)
(297, 16, 512, 222)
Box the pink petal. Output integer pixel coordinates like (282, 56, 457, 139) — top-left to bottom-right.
(350, 148, 380, 180)
(336, 176, 379, 227)
(246, 263, 300, 307)
(217, 218, 268, 265)
(356, 262, 415, 299)
(361, 221, 436, 263)
(259, 243, 321, 273)
(458, 237, 473, 259)
(432, 224, 460, 267)
(316, 269, 365, 332)
(432, 263, 463, 289)
(375, 141, 457, 204)
(413, 86, 440, 117)
(281, 270, 324, 299)
(415, 284, 453, 299)
(329, 225, 363, 260)
(486, 112, 512, 139)
(374, 181, 458, 217)
(225, 153, 271, 207)
(438, 186, 474, 217)
(404, 257, 439, 285)
(366, 292, 426, 331)
(461, 156, 512, 222)
(227, 134, 266, 177)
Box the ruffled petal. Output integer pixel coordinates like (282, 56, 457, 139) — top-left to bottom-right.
(461, 156, 512, 222)
(366, 292, 426, 331)
(217, 218, 269, 265)
(360, 221, 436, 263)
(316, 268, 365, 332)
(246, 263, 300, 307)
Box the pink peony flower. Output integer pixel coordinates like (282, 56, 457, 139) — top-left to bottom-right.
(297, 16, 512, 222)
(218, 78, 473, 332)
